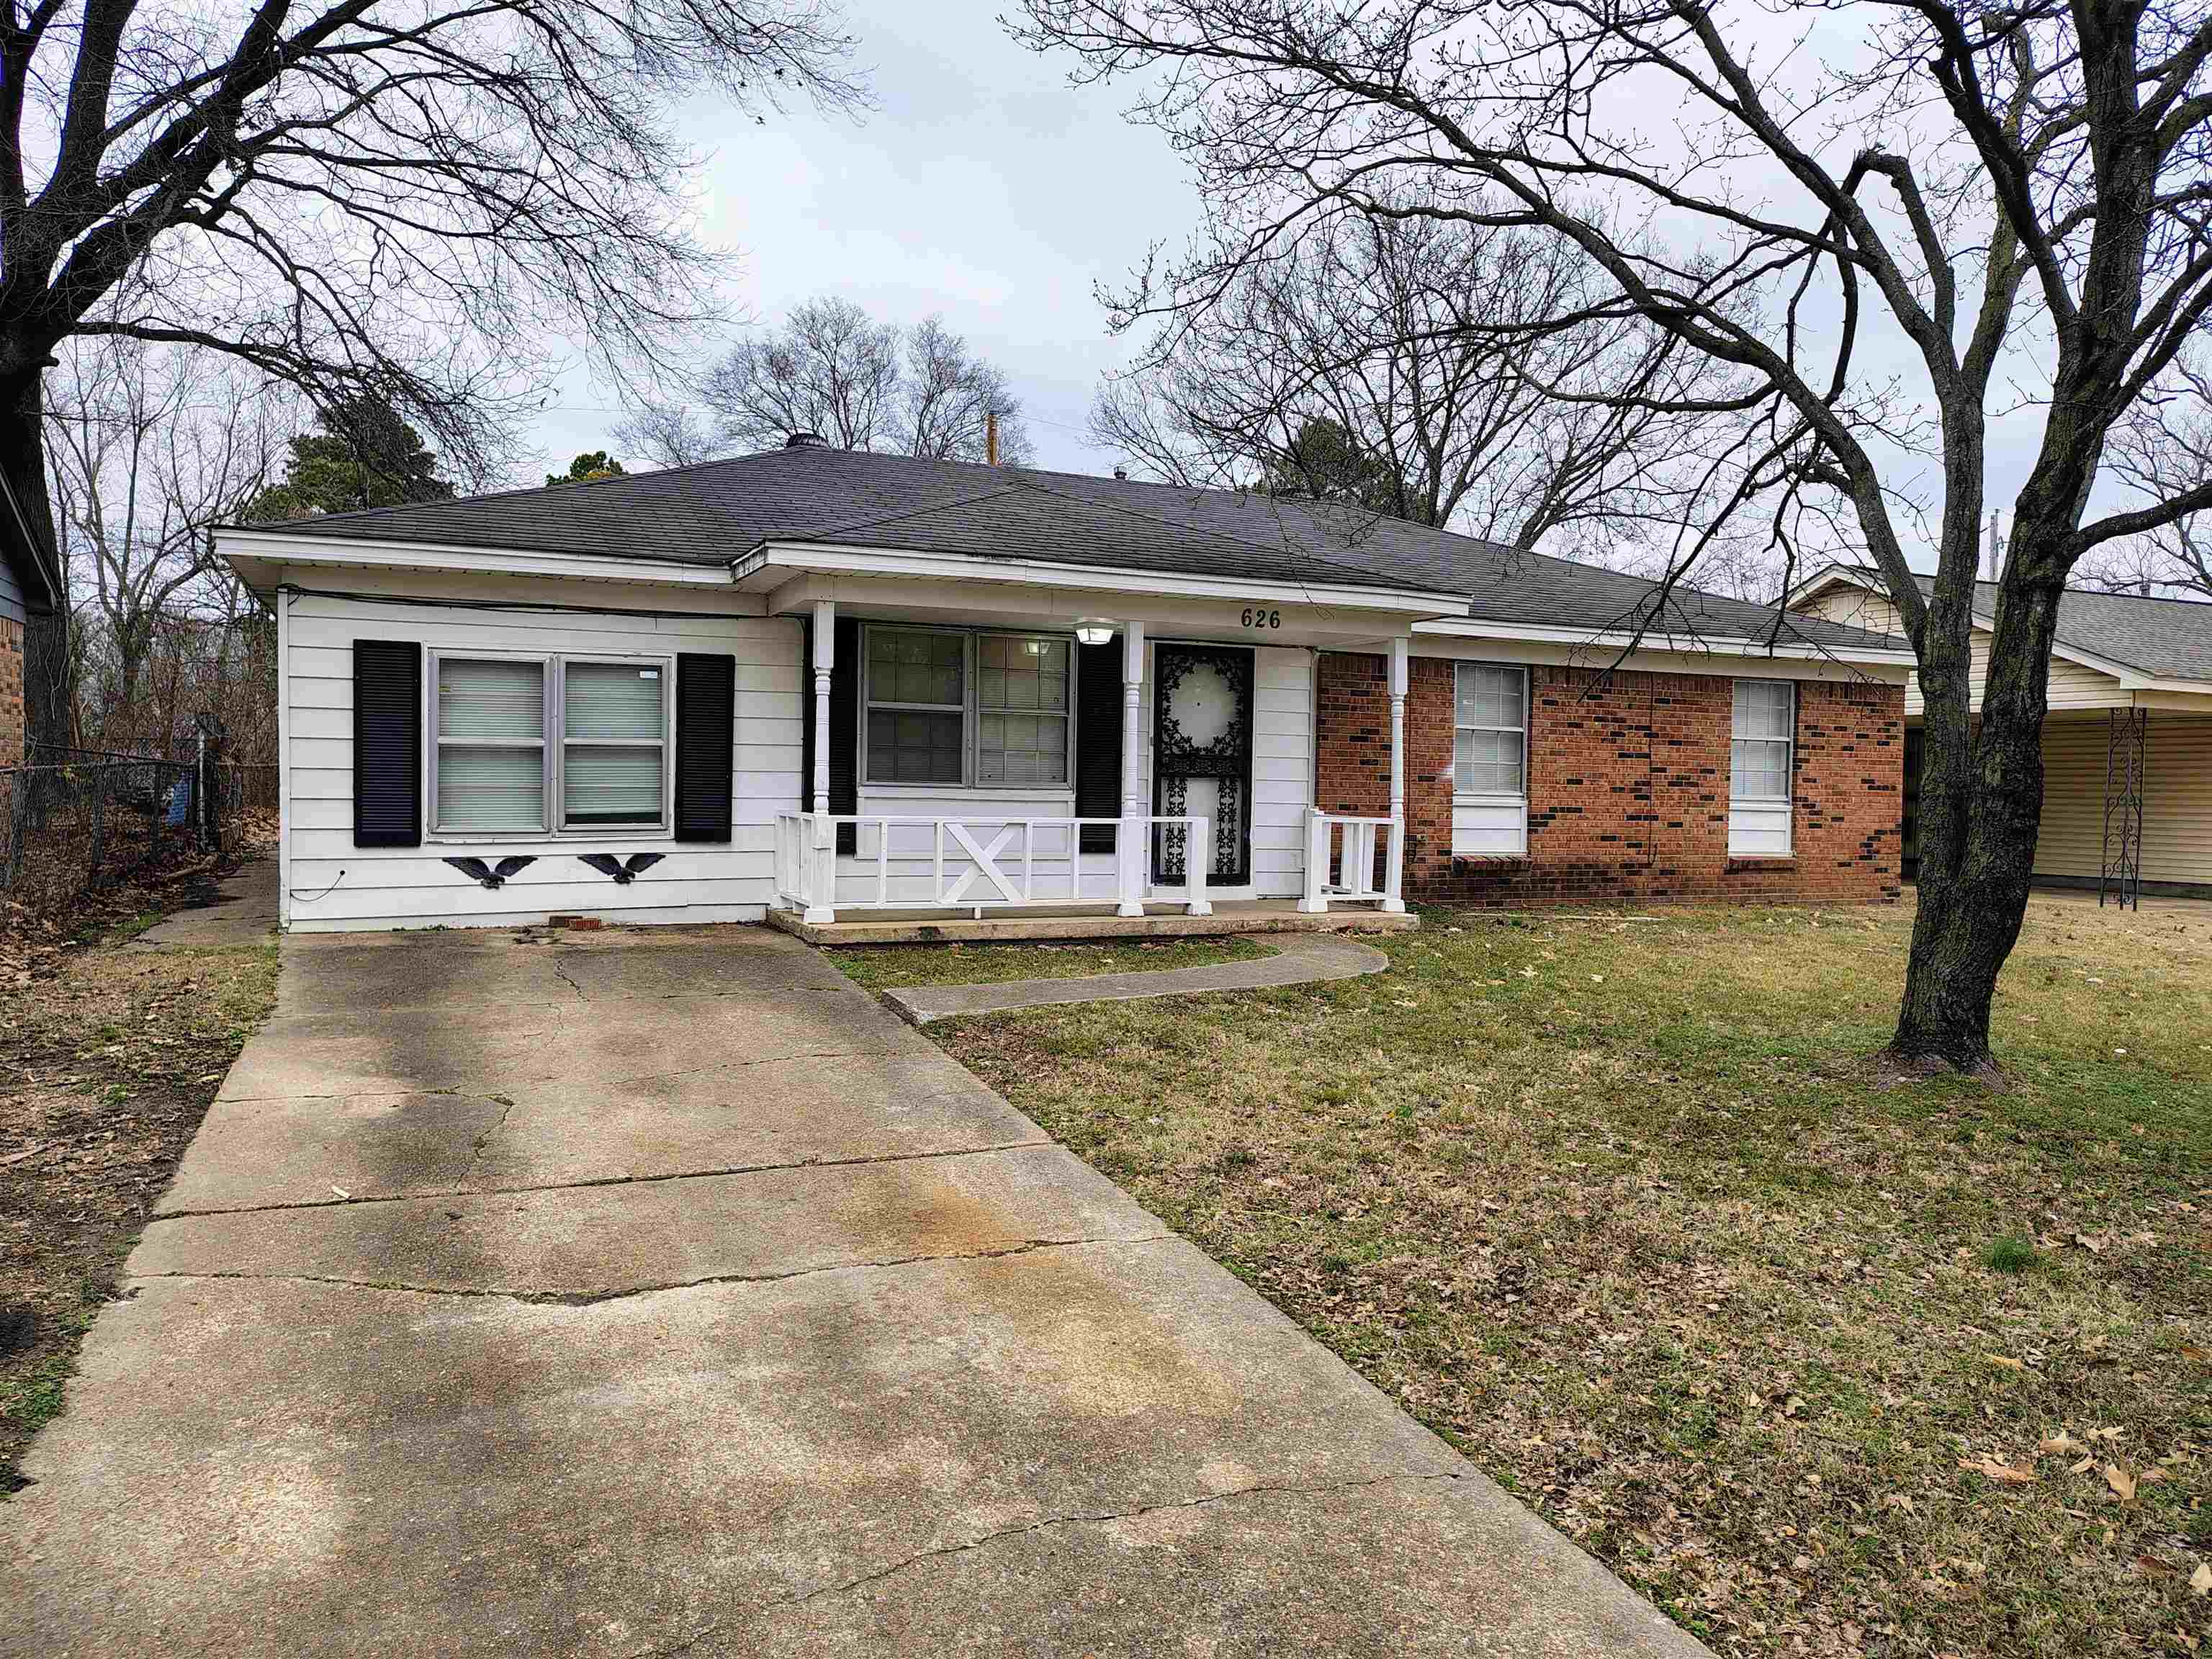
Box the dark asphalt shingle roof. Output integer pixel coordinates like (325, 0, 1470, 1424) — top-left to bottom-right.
(240, 445, 1906, 655)
(1974, 578, 2212, 683)
(1818, 567, 2212, 683)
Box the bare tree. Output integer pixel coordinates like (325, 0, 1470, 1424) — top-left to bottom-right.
(613, 402, 728, 471)
(1092, 210, 1710, 554)
(903, 316, 1033, 464)
(702, 297, 1034, 461)
(704, 297, 905, 451)
(2076, 354, 2212, 598)
(43, 336, 290, 749)
(1017, 0, 2212, 1074)
(0, 0, 863, 740)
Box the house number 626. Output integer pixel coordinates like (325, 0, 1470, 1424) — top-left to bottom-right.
(1241, 606, 1282, 629)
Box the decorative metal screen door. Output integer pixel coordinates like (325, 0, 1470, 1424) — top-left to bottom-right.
(1151, 644, 1254, 887)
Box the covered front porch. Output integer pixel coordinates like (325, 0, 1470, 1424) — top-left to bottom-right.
(737, 547, 1429, 938)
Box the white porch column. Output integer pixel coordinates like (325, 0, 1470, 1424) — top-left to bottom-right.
(1116, 619, 1147, 917)
(805, 599, 836, 925)
(1384, 636, 1408, 913)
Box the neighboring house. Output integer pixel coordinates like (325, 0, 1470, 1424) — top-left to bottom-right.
(1789, 564, 2212, 897)
(1, 503, 63, 770)
(214, 441, 1914, 933)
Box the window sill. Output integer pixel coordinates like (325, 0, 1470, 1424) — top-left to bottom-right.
(427, 827, 673, 845)
(1726, 855, 1797, 870)
(1452, 854, 1532, 868)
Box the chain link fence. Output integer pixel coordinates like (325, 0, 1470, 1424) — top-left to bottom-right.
(1, 739, 253, 909)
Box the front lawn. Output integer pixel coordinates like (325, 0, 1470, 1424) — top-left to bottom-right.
(930, 896, 2211, 1659)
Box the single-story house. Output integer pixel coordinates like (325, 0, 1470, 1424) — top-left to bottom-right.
(215, 441, 1915, 934)
(1789, 564, 2212, 899)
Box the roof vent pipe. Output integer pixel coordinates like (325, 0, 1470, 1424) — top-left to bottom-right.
(785, 431, 826, 449)
(1113, 466, 1128, 480)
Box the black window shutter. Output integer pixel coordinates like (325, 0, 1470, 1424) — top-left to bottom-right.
(352, 639, 421, 848)
(829, 617, 860, 853)
(1074, 641, 1124, 853)
(674, 652, 736, 842)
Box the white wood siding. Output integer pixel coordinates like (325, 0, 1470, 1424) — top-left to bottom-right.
(2036, 712, 2212, 886)
(282, 587, 797, 931)
(1794, 583, 2126, 716)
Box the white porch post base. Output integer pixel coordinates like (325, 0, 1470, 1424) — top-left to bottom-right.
(1115, 817, 1143, 917)
(1183, 816, 1212, 915)
(1297, 805, 1329, 912)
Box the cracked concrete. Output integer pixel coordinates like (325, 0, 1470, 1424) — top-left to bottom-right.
(2, 922, 1711, 1659)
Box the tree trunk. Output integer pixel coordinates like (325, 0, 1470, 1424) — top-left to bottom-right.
(1889, 521, 2070, 1075)
(0, 373, 72, 752)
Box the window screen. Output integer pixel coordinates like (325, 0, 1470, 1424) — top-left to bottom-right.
(436, 657, 545, 831)
(1453, 664, 1527, 794)
(977, 635, 1069, 784)
(562, 661, 666, 824)
(1731, 680, 1794, 801)
(865, 629, 966, 785)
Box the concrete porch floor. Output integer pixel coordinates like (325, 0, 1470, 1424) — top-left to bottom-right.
(765, 898, 1419, 946)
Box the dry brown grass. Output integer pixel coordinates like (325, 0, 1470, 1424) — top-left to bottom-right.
(930, 894, 2211, 1659)
(0, 866, 277, 1491)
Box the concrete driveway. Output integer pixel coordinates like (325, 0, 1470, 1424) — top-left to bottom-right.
(3, 924, 1707, 1658)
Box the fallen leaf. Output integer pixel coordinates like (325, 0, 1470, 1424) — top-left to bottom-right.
(1985, 1354, 2025, 1372)
(2074, 1233, 2108, 1254)
(2107, 1464, 2138, 1503)
(2040, 1431, 2086, 1457)
(2193, 1560, 2212, 1597)
(1960, 1456, 2036, 1486)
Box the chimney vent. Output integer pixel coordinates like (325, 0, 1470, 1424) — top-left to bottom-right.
(784, 431, 826, 450)
(1113, 466, 1128, 480)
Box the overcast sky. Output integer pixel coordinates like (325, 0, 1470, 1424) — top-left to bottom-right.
(520, 1, 2069, 577)
(529, 2, 1188, 482)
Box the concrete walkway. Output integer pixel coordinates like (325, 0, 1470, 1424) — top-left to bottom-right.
(880, 931, 1391, 1025)
(125, 856, 278, 950)
(2, 923, 1708, 1659)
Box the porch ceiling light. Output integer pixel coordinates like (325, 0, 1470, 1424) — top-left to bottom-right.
(1073, 617, 1118, 647)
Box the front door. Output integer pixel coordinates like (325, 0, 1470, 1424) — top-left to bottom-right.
(1151, 644, 1254, 887)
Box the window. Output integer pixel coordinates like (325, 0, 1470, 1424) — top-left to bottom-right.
(866, 628, 966, 784)
(863, 626, 1071, 788)
(1729, 679, 1795, 855)
(977, 634, 1069, 784)
(1730, 680, 1794, 801)
(561, 660, 667, 824)
(436, 657, 546, 832)
(1454, 664, 1527, 795)
(428, 652, 670, 836)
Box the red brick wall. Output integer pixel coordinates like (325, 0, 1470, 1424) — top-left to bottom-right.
(1315, 652, 1904, 906)
(0, 616, 23, 769)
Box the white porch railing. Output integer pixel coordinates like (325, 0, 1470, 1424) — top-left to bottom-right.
(774, 812, 1211, 924)
(1298, 809, 1406, 913)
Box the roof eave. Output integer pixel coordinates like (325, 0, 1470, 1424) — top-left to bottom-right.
(1416, 614, 1916, 667)
(735, 538, 1467, 615)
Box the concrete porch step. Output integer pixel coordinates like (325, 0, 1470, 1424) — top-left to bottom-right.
(765, 899, 1419, 946)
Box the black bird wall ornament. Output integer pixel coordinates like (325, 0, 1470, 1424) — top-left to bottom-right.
(577, 853, 665, 885)
(443, 855, 536, 889)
